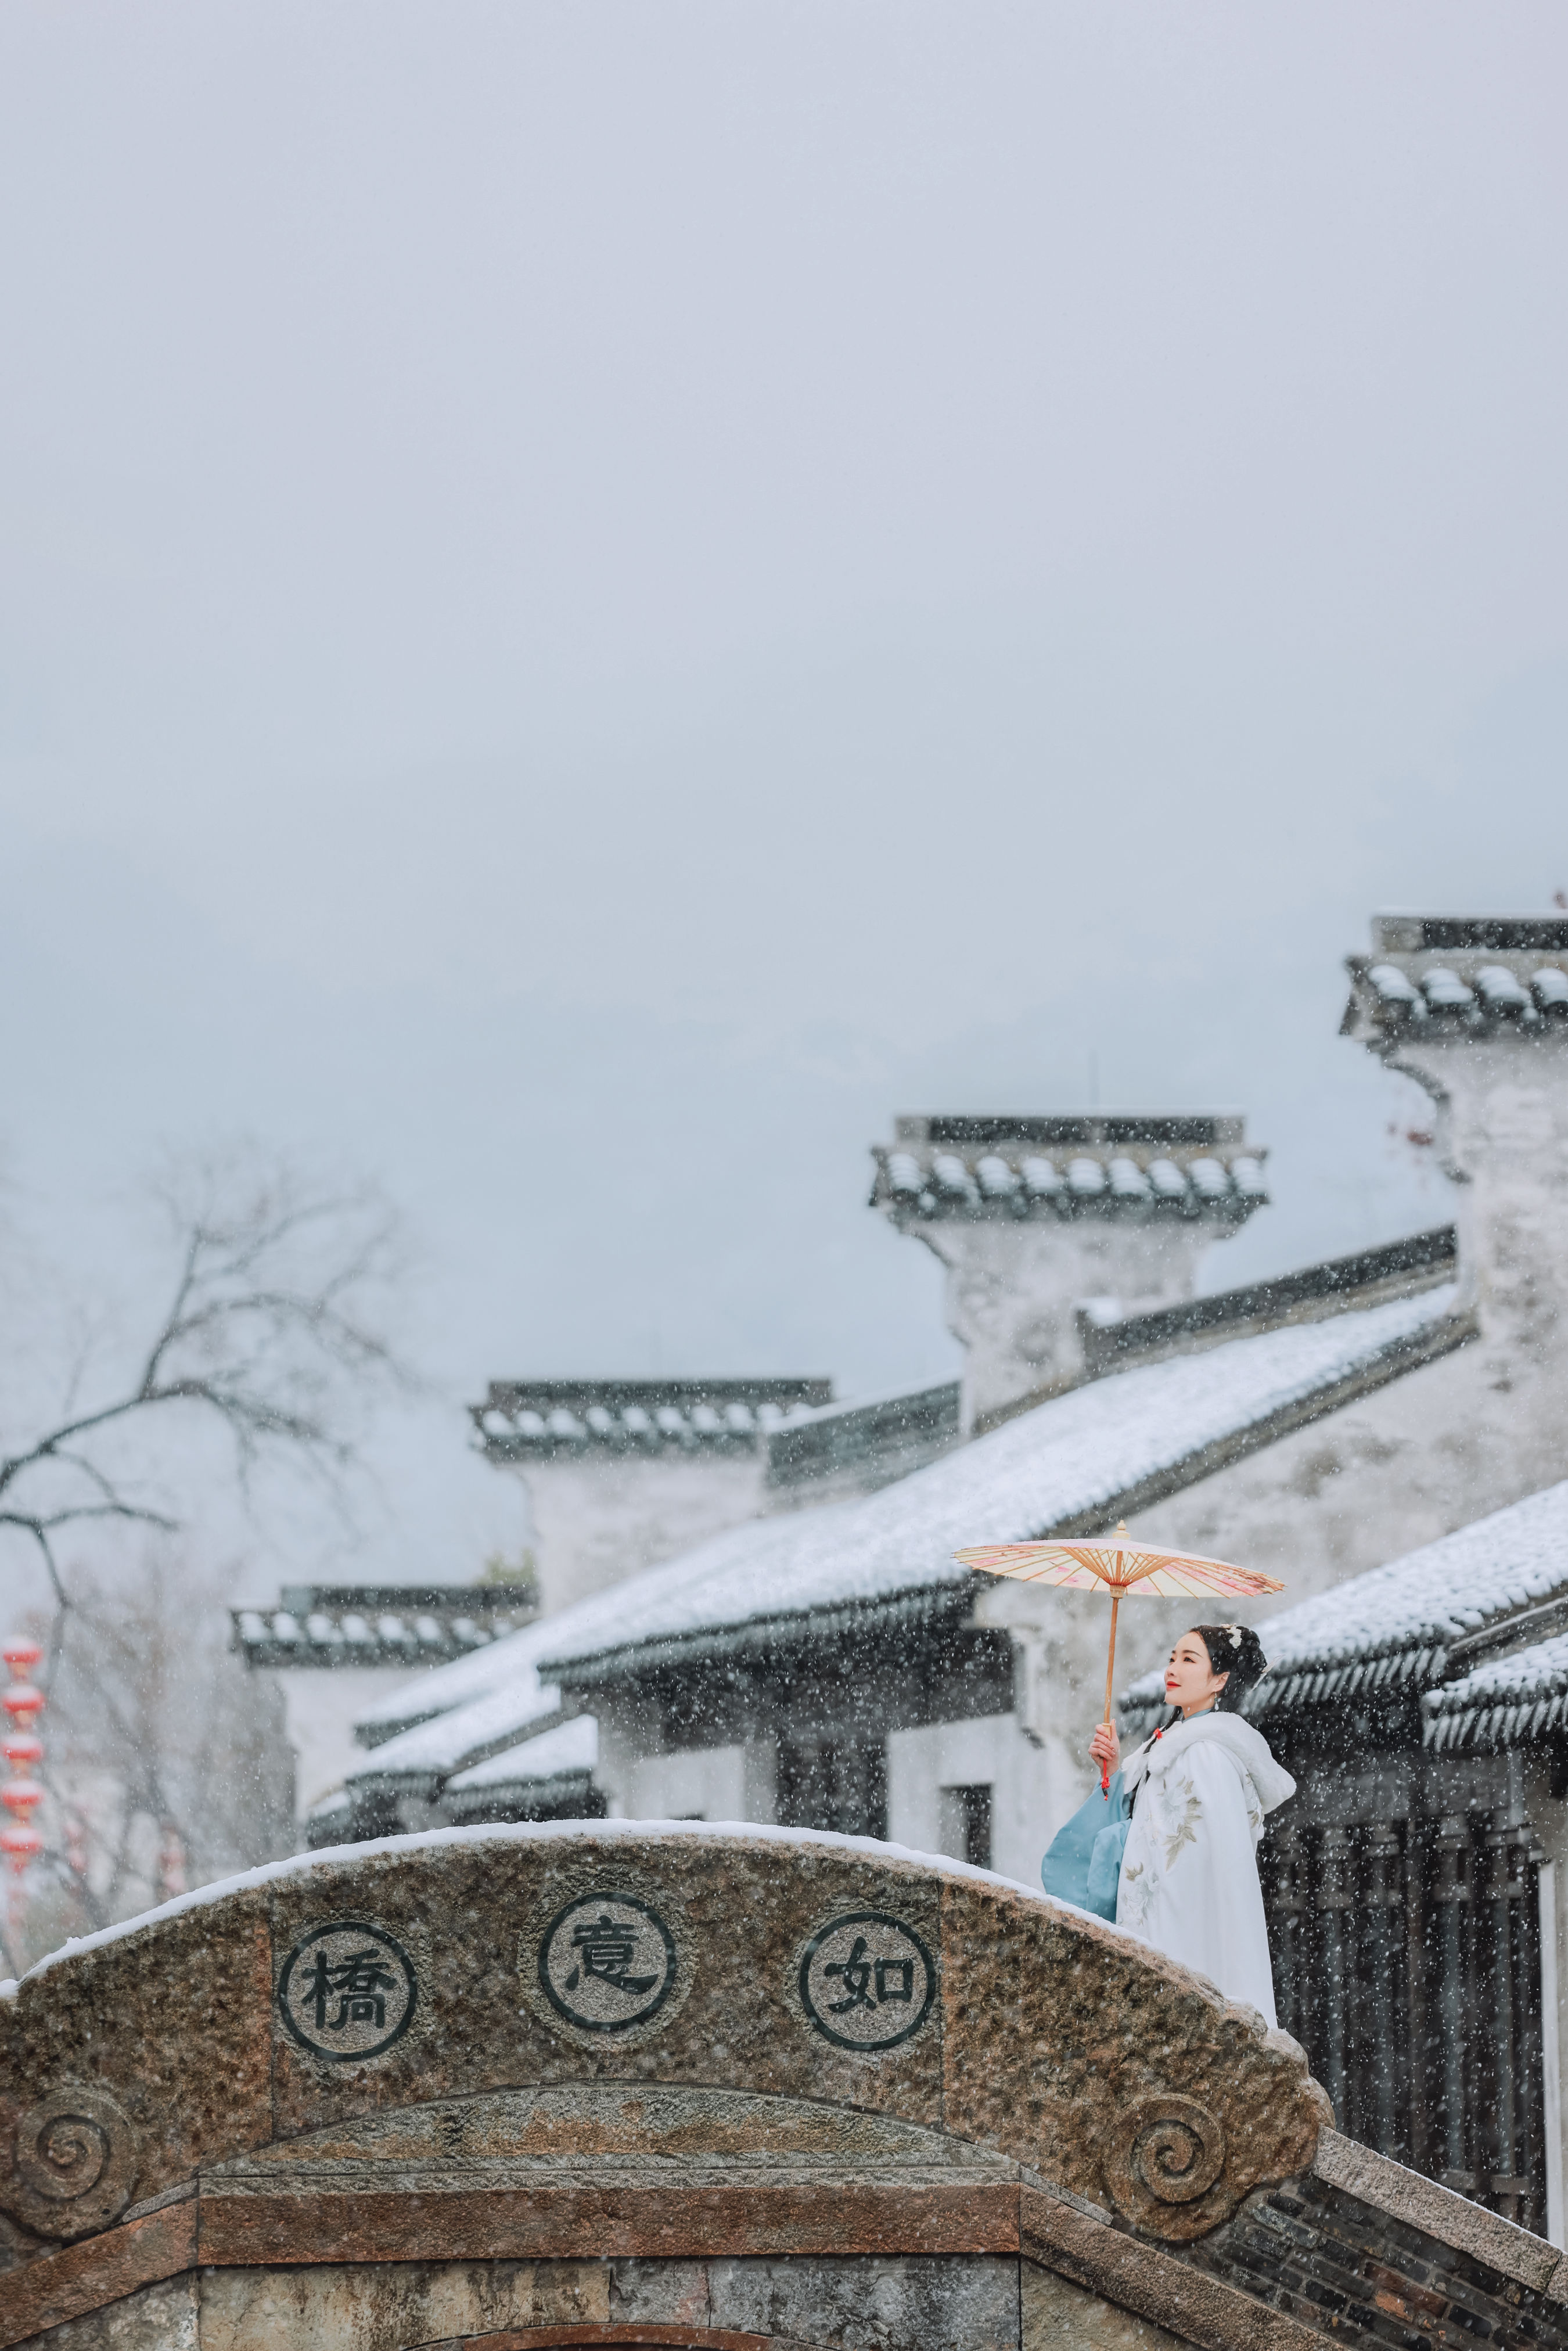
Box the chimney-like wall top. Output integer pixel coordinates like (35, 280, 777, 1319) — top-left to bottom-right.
(1344, 916, 1568, 1044)
(872, 1115, 1267, 1225)
(473, 1377, 833, 1460)
(894, 1112, 1244, 1147)
(1373, 912, 1568, 954)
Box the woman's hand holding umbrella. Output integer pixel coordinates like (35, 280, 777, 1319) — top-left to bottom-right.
(954, 1523, 1285, 1790)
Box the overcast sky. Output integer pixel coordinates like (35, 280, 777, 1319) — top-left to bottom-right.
(1, 5, 1563, 1596)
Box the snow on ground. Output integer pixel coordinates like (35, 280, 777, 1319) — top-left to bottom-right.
(1124, 1475, 1568, 1705)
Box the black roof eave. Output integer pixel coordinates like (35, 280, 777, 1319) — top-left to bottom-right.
(543, 1577, 977, 1694)
(555, 1304, 1478, 1702)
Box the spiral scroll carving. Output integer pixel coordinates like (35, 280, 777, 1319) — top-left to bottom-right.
(5, 2086, 140, 2240)
(1101, 2093, 1227, 2233)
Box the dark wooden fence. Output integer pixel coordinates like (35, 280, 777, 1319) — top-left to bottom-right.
(1264, 1808, 1547, 2233)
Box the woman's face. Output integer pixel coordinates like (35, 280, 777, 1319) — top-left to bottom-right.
(1164, 1631, 1229, 1715)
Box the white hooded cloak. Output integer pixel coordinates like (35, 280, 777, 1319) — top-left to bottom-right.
(1115, 1710, 1296, 2026)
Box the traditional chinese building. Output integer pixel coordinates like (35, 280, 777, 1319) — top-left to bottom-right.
(328, 1227, 1462, 1857)
(1121, 912, 1568, 1590)
(472, 1378, 833, 1614)
(340, 907, 1568, 1862)
(869, 1111, 1268, 1429)
(282, 908, 1565, 1897)
(3, 1820, 1566, 2351)
(230, 1583, 538, 1823)
(235, 905, 1568, 2279)
(1117, 1475, 1568, 2244)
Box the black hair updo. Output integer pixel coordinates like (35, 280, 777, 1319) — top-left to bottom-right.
(1191, 1623, 1269, 1713)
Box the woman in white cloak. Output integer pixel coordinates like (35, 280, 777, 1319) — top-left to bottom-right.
(1089, 1624, 1295, 2027)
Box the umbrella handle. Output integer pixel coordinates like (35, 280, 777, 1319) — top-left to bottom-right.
(1101, 1591, 1121, 1794)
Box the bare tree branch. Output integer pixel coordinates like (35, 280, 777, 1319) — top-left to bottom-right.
(0, 1152, 412, 1967)
(0, 1149, 413, 1669)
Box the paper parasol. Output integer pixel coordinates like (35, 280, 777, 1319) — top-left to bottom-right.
(954, 1523, 1286, 1787)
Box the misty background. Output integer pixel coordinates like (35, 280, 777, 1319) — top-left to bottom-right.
(1, 3, 1563, 1605)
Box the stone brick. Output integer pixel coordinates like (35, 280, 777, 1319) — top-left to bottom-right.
(3, 1828, 1562, 2351)
(0, 2205, 196, 2349)
(0, 1907, 272, 2218)
(1181, 2173, 1568, 2351)
(265, 1838, 946, 2147)
(607, 2258, 711, 2325)
(941, 1878, 1325, 2238)
(195, 2185, 1019, 2267)
(196, 2260, 608, 2351)
(707, 2253, 1019, 2351)
(13, 2277, 195, 2351)
(1023, 2264, 1188, 2351)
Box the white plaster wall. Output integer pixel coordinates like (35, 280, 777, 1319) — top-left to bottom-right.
(590, 1694, 657, 1821)
(910, 1218, 1224, 1429)
(274, 1666, 426, 1818)
(631, 1744, 747, 1822)
(1099, 1033, 1568, 1712)
(887, 1687, 1078, 1888)
(520, 1455, 769, 1616)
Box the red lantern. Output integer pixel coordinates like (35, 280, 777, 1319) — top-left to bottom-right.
(2, 1635, 46, 1879)
(0, 1825, 44, 1867)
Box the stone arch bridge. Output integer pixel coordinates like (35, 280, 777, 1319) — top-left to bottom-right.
(0, 1827, 1562, 2351)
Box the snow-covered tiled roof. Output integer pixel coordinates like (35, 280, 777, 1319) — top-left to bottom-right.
(1342, 915, 1568, 1045)
(446, 1713, 598, 1793)
(540, 1282, 1464, 1689)
(347, 1679, 561, 1788)
(353, 1614, 555, 1746)
(1078, 1226, 1454, 1381)
(871, 1112, 1267, 1228)
(346, 1520, 814, 1785)
(765, 1378, 963, 1494)
(233, 1586, 535, 1672)
(1424, 1629, 1568, 1753)
(473, 1378, 830, 1460)
(1120, 1478, 1568, 1733)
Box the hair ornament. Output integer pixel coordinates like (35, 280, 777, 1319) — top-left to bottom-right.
(1225, 1624, 1243, 1648)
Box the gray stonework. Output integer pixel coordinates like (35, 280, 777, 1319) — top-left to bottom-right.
(1023, 2266, 1188, 2351)
(0, 1827, 1561, 2351)
(197, 2262, 606, 2351)
(8, 2262, 1166, 2351)
(15, 2281, 197, 2351)
(702, 2256, 1020, 2351)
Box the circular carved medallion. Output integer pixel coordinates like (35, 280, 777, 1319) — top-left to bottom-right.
(798, 1911, 936, 2051)
(537, 1892, 678, 2033)
(276, 1919, 418, 2061)
(1102, 2092, 1227, 2226)
(6, 2086, 140, 2239)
